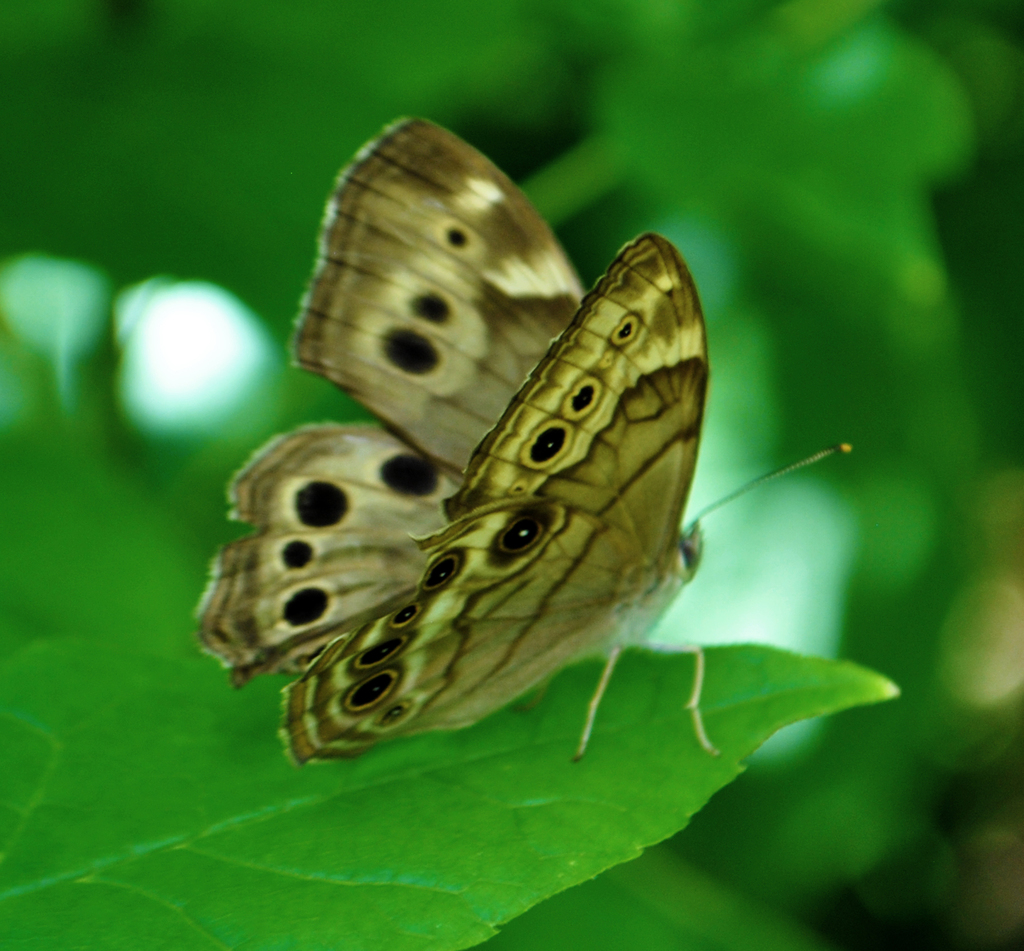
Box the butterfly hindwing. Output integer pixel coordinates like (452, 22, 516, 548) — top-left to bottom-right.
(283, 234, 708, 761)
(198, 425, 456, 684)
(296, 118, 584, 476)
(284, 495, 657, 760)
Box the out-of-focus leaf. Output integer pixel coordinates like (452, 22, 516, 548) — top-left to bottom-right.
(490, 845, 840, 951)
(598, 17, 972, 327)
(0, 1, 567, 328)
(0, 437, 202, 659)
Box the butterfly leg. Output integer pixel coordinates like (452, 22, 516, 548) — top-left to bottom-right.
(647, 643, 720, 757)
(572, 645, 623, 762)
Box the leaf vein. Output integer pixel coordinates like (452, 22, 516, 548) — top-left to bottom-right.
(83, 877, 234, 951)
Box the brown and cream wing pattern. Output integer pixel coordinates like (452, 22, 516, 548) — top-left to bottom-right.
(282, 234, 709, 761)
(448, 231, 708, 574)
(198, 425, 456, 685)
(296, 118, 585, 477)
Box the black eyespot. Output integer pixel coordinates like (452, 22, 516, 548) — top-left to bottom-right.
(384, 329, 439, 374)
(617, 320, 634, 340)
(346, 671, 397, 711)
(447, 228, 467, 247)
(295, 481, 346, 527)
(282, 540, 313, 569)
(356, 637, 404, 668)
(571, 385, 594, 412)
(411, 293, 449, 323)
(283, 588, 328, 626)
(380, 454, 438, 496)
(381, 703, 409, 724)
(530, 427, 566, 463)
(392, 604, 419, 627)
(424, 554, 459, 588)
(501, 517, 541, 552)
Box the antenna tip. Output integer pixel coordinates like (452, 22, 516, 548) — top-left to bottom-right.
(838, 443, 853, 453)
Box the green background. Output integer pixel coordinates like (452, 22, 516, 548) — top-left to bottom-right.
(2, 0, 1023, 948)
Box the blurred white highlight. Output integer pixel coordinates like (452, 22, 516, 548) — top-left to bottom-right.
(0, 254, 110, 411)
(116, 279, 277, 436)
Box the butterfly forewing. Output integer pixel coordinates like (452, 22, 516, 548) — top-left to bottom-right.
(199, 120, 585, 692)
(283, 233, 709, 762)
(296, 118, 585, 476)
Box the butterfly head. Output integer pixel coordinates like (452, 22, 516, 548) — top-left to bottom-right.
(679, 522, 702, 582)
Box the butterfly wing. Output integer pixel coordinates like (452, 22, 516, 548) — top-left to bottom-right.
(296, 118, 585, 477)
(200, 120, 582, 685)
(283, 234, 708, 761)
(448, 231, 708, 577)
(198, 425, 456, 685)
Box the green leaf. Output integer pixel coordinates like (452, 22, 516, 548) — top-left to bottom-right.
(0, 437, 203, 661)
(0, 640, 895, 951)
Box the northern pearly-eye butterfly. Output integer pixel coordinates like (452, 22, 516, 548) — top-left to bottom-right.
(198, 118, 714, 762)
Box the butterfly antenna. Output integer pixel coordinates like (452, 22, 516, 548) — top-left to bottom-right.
(685, 443, 851, 531)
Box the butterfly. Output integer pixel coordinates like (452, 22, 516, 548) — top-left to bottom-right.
(198, 118, 715, 763)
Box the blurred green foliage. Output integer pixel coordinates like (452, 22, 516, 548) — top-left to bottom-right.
(1, 0, 1023, 948)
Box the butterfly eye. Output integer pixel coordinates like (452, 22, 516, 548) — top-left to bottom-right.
(384, 328, 439, 374)
(295, 481, 347, 526)
(282, 540, 313, 569)
(530, 426, 566, 463)
(344, 670, 399, 712)
(499, 517, 542, 552)
(424, 554, 460, 589)
(283, 588, 329, 626)
(354, 637, 406, 669)
(390, 604, 420, 627)
(680, 526, 702, 572)
(410, 293, 449, 323)
(380, 454, 438, 496)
